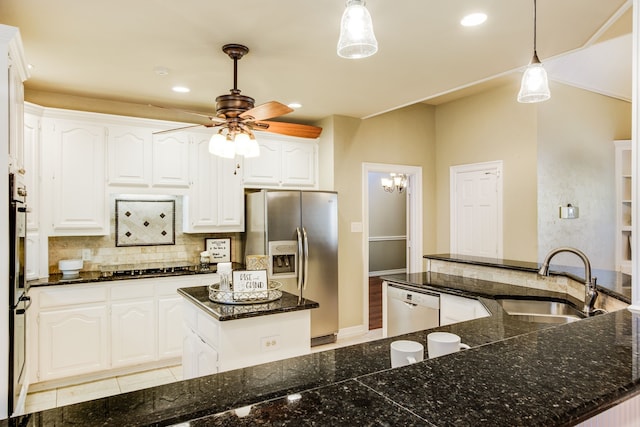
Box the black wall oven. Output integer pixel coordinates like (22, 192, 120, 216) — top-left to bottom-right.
(9, 173, 29, 415)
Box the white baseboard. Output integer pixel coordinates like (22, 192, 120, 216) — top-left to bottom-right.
(337, 324, 368, 340)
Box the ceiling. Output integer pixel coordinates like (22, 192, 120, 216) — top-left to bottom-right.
(0, 0, 632, 125)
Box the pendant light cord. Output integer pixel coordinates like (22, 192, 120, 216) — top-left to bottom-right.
(533, 0, 537, 54)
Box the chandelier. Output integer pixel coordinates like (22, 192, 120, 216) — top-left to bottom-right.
(381, 173, 407, 193)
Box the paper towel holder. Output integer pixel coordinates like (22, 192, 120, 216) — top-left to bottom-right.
(559, 204, 579, 219)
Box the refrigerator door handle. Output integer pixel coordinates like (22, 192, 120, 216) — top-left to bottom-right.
(302, 227, 309, 290)
(296, 227, 304, 290)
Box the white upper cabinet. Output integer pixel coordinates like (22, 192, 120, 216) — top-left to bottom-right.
(23, 104, 42, 231)
(183, 132, 244, 233)
(107, 124, 152, 187)
(243, 134, 318, 189)
(152, 132, 190, 188)
(43, 114, 109, 236)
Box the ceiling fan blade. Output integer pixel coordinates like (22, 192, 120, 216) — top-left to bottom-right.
(152, 123, 213, 135)
(148, 104, 226, 123)
(240, 101, 293, 121)
(257, 121, 322, 139)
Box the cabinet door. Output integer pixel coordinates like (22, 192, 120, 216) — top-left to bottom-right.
(218, 157, 244, 229)
(111, 300, 156, 367)
(281, 142, 316, 187)
(440, 293, 490, 326)
(38, 306, 108, 381)
(183, 134, 243, 232)
(8, 53, 25, 174)
(152, 132, 190, 187)
(182, 326, 218, 380)
(242, 139, 281, 186)
(184, 134, 220, 231)
(107, 124, 152, 186)
(158, 296, 183, 359)
(46, 118, 108, 235)
(25, 232, 39, 281)
(23, 111, 40, 231)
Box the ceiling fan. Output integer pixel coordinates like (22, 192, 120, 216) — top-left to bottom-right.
(153, 43, 322, 158)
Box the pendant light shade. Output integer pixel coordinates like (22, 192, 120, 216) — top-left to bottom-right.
(337, 0, 378, 59)
(517, 0, 550, 103)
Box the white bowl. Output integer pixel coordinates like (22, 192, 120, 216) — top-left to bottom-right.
(59, 259, 83, 276)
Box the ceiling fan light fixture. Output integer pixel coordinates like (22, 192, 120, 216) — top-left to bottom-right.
(208, 132, 226, 157)
(518, 0, 550, 103)
(234, 132, 251, 156)
(337, 0, 378, 59)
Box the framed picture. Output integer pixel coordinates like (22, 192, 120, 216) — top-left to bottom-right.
(206, 238, 231, 263)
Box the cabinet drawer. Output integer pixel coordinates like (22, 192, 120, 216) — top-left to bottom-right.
(111, 282, 154, 300)
(39, 286, 107, 308)
(196, 310, 219, 348)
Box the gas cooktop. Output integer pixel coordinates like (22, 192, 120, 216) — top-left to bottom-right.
(99, 261, 196, 278)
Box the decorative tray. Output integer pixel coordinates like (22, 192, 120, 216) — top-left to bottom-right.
(208, 280, 283, 305)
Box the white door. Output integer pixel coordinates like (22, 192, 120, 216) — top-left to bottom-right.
(450, 161, 503, 258)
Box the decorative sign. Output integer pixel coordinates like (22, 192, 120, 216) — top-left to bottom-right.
(232, 269, 268, 293)
(205, 238, 231, 263)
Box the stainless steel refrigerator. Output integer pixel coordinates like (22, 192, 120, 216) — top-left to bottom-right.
(245, 190, 338, 346)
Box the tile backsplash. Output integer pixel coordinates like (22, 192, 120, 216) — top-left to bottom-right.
(48, 195, 243, 274)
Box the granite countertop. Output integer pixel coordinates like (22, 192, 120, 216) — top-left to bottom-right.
(178, 286, 319, 321)
(425, 253, 632, 303)
(12, 272, 640, 427)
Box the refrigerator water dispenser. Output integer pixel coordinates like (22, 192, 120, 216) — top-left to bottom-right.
(268, 241, 297, 278)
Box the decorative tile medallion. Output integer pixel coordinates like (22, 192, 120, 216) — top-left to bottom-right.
(115, 199, 175, 247)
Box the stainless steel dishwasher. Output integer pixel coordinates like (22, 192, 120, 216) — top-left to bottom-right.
(386, 283, 440, 337)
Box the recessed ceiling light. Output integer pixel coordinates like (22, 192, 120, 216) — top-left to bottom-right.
(154, 66, 169, 76)
(288, 102, 302, 109)
(461, 13, 487, 27)
(172, 86, 190, 93)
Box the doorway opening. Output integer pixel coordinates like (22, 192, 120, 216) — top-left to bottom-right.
(362, 163, 423, 331)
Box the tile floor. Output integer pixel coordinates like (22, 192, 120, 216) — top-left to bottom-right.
(23, 329, 383, 415)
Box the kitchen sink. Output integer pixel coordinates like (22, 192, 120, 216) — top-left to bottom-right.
(497, 298, 588, 324)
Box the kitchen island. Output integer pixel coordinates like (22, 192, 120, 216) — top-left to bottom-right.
(178, 286, 319, 376)
(11, 271, 639, 426)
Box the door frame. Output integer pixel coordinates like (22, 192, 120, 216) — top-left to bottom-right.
(362, 162, 423, 330)
(449, 160, 504, 258)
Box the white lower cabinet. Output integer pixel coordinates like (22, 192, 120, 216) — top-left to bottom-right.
(182, 326, 218, 379)
(158, 296, 184, 359)
(182, 299, 311, 379)
(29, 274, 214, 384)
(38, 305, 109, 381)
(111, 299, 156, 367)
(440, 293, 490, 326)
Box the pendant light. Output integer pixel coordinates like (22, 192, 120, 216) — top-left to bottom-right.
(337, 0, 378, 59)
(517, 0, 550, 103)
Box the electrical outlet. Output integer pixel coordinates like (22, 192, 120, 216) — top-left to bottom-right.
(82, 249, 92, 261)
(260, 335, 280, 352)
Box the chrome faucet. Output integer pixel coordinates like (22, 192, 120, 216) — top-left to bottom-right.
(538, 247, 598, 315)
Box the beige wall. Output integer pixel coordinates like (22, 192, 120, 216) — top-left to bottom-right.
(537, 83, 631, 269)
(29, 83, 631, 332)
(331, 104, 437, 329)
(434, 82, 538, 261)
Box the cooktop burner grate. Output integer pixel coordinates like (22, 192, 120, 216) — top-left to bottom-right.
(100, 261, 196, 277)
